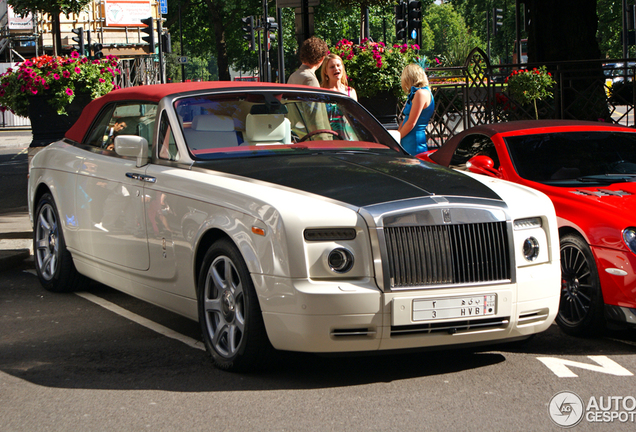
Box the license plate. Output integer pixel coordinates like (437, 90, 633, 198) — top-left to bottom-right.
(412, 294, 497, 321)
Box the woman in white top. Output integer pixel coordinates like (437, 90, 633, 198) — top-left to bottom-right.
(320, 54, 358, 101)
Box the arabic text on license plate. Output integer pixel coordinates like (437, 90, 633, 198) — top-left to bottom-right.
(412, 294, 496, 321)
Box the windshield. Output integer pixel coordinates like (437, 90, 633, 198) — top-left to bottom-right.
(505, 131, 636, 184)
(173, 91, 402, 160)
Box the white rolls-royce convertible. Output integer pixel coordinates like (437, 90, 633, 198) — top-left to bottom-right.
(28, 82, 561, 371)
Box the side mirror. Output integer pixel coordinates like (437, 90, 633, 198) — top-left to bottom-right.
(114, 135, 149, 167)
(466, 155, 501, 178)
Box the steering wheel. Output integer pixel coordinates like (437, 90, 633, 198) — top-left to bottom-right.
(297, 129, 342, 142)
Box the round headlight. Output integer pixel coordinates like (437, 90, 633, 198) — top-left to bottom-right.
(327, 248, 354, 273)
(522, 237, 540, 261)
(623, 227, 636, 254)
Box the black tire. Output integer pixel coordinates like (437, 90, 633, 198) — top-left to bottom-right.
(557, 233, 605, 336)
(33, 193, 87, 293)
(197, 238, 273, 372)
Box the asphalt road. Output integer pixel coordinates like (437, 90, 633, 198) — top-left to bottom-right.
(1, 262, 636, 431)
(1, 134, 636, 431)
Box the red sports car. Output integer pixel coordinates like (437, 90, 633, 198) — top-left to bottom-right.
(418, 120, 636, 336)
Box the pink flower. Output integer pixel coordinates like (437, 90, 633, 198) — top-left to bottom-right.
(62, 70, 71, 78)
(31, 88, 38, 95)
(65, 88, 73, 96)
(74, 66, 81, 74)
(99, 78, 105, 83)
(53, 73, 60, 80)
(71, 51, 80, 59)
(24, 60, 33, 67)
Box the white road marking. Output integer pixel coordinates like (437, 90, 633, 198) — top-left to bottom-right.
(537, 355, 634, 378)
(75, 292, 205, 351)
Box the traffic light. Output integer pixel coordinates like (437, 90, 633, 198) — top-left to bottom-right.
(267, 17, 278, 41)
(162, 32, 171, 53)
(242, 16, 255, 51)
(71, 27, 85, 56)
(140, 17, 155, 53)
(395, 1, 407, 42)
(493, 8, 503, 36)
(407, 0, 422, 42)
(92, 43, 103, 59)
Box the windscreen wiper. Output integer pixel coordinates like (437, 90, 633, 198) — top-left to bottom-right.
(577, 174, 636, 183)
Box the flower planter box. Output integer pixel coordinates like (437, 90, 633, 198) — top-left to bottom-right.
(28, 92, 91, 148)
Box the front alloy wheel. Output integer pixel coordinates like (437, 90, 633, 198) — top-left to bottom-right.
(557, 233, 605, 336)
(198, 239, 272, 371)
(204, 255, 246, 358)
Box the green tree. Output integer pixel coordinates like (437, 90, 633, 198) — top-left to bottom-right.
(597, 0, 627, 59)
(450, 0, 517, 64)
(332, 0, 394, 40)
(424, 2, 483, 65)
(165, 0, 261, 81)
(9, 0, 91, 55)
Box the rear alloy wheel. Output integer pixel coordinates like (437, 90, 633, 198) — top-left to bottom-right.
(198, 238, 273, 372)
(34, 193, 87, 292)
(557, 233, 605, 336)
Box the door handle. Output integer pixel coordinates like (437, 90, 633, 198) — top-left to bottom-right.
(126, 173, 156, 183)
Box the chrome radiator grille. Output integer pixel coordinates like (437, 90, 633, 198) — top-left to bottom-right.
(384, 222, 511, 289)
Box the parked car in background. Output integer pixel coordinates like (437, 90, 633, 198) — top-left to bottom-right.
(29, 83, 560, 371)
(418, 120, 636, 336)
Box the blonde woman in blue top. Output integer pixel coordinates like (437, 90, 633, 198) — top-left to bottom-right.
(398, 63, 435, 155)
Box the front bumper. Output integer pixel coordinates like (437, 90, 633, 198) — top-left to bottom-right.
(254, 271, 560, 353)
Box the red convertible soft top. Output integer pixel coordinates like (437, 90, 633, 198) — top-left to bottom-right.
(64, 81, 319, 143)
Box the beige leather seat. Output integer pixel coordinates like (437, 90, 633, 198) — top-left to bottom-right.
(183, 115, 238, 150)
(245, 113, 291, 145)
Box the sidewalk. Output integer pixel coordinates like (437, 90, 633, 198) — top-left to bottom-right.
(0, 129, 33, 271)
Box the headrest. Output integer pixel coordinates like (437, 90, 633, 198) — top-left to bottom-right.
(246, 114, 288, 142)
(191, 115, 234, 132)
(250, 104, 288, 115)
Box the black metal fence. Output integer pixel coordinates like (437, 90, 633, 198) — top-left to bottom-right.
(425, 48, 636, 148)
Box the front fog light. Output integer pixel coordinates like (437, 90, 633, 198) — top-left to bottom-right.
(522, 237, 540, 261)
(623, 228, 636, 254)
(328, 248, 354, 273)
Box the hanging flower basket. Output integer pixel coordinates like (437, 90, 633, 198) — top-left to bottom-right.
(0, 52, 122, 147)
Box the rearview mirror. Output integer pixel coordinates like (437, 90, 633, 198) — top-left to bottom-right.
(114, 135, 149, 167)
(466, 155, 501, 178)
